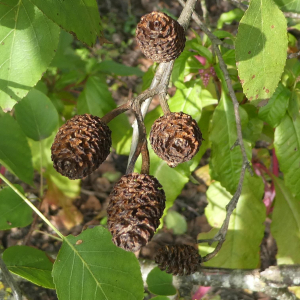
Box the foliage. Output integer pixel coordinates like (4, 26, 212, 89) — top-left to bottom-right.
(0, 0, 300, 299)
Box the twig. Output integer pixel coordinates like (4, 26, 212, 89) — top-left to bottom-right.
(288, 51, 300, 59)
(226, 0, 248, 11)
(126, 101, 150, 174)
(141, 140, 150, 174)
(158, 61, 174, 114)
(189, 6, 252, 261)
(0, 173, 64, 240)
(178, 0, 235, 49)
(200, 0, 209, 26)
(0, 254, 22, 300)
(127, 0, 199, 172)
(127, 63, 168, 169)
(33, 230, 63, 242)
(23, 199, 44, 245)
(227, 0, 300, 20)
(101, 102, 130, 124)
(284, 12, 300, 19)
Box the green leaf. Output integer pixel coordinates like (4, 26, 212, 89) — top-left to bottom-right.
(14, 89, 59, 141)
(0, 185, 32, 230)
(198, 173, 265, 268)
(97, 61, 144, 77)
(142, 65, 156, 90)
(260, 122, 274, 143)
(190, 42, 213, 63)
(29, 0, 102, 46)
(258, 83, 291, 127)
(188, 109, 213, 172)
(288, 89, 299, 121)
(52, 227, 144, 300)
(210, 93, 251, 194)
(147, 147, 189, 212)
(50, 30, 85, 71)
(0, 0, 60, 110)
(235, 0, 288, 104)
(222, 49, 236, 67)
(28, 131, 81, 199)
(77, 76, 132, 155)
(77, 76, 115, 115)
(165, 211, 187, 235)
(150, 297, 170, 300)
(146, 267, 176, 296)
(172, 50, 198, 84)
(168, 80, 217, 121)
(274, 0, 300, 13)
(3, 245, 54, 289)
(217, 8, 244, 29)
(242, 104, 263, 144)
(274, 114, 300, 198)
(0, 112, 33, 185)
(213, 30, 235, 40)
(270, 177, 300, 264)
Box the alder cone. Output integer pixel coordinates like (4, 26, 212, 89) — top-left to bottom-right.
(107, 173, 166, 252)
(150, 112, 202, 168)
(136, 11, 186, 63)
(155, 244, 201, 276)
(51, 114, 111, 180)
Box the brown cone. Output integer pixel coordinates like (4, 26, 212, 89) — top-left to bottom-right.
(107, 173, 166, 252)
(136, 11, 186, 63)
(51, 114, 111, 180)
(155, 244, 201, 276)
(150, 112, 202, 168)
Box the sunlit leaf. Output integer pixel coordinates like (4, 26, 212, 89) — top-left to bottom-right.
(168, 80, 217, 121)
(52, 227, 144, 300)
(165, 211, 187, 235)
(0, 0, 60, 110)
(210, 93, 251, 194)
(235, 0, 287, 104)
(198, 173, 265, 268)
(146, 267, 176, 296)
(271, 177, 300, 264)
(274, 113, 300, 198)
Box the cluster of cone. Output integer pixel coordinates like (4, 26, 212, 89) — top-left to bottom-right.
(50, 11, 202, 276)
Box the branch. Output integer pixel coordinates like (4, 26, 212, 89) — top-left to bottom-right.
(140, 260, 300, 300)
(0, 254, 23, 300)
(174, 265, 300, 300)
(185, 6, 252, 261)
(127, 0, 199, 173)
(179, 0, 235, 49)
